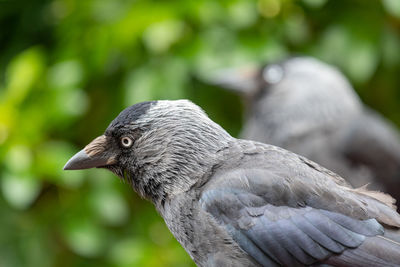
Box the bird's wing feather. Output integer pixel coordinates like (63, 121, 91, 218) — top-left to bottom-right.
(199, 166, 400, 266)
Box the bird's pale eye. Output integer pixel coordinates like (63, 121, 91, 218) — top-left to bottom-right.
(120, 136, 133, 148)
(262, 64, 283, 84)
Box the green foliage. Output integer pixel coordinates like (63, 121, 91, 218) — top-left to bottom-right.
(0, 0, 399, 266)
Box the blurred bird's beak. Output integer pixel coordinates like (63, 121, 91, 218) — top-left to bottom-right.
(207, 65, 260, 95)
(63, 135, 117, 170)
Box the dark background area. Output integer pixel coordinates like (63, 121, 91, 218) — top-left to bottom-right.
(0, 0, 400, 266)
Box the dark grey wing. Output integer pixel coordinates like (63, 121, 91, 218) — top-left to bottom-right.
(342, 108, 400, 200)
(200, 188, 400, 266)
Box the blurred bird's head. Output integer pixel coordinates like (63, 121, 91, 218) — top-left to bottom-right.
(64, 100, 232, 203)
(208, 57, 363, 145)
(209, 57, 360, 108)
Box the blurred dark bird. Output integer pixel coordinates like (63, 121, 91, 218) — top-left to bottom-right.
(209, 57, 400, 204)
(64, 100, 400, 266)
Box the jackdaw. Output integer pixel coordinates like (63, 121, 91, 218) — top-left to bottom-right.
(210, 57, 400, 203)
(64, 100, 400, 266)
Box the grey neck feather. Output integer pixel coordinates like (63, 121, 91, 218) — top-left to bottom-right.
(128, 100, 234, 206)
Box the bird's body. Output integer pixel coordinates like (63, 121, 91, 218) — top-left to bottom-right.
(212, 57, 400, 202)
(163, 139, 400, 266)
(65, 100, 400, 266)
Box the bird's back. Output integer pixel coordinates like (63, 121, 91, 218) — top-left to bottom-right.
(197, 139, 400, 266)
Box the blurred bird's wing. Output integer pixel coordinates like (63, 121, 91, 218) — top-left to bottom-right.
(342, 108, 400, 198)
(199, 163, 400, 266)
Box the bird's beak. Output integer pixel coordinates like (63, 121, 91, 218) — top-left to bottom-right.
(207, 64, 260, 95)
(63, 135, 117, 170)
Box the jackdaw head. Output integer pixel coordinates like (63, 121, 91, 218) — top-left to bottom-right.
(64, 100, 232, 203)
(210, 57, 362, 129)
(209, 57, 360, 104)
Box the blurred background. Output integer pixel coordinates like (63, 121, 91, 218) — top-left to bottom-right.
(1, 0, 400, 266)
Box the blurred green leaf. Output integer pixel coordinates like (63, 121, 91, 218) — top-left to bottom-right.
(0, 104, 15, 147)
(346, 41, 378, 84)
(284, 12, 310, 45)
(315, 24, 379, 84)
(302, 0, 328, 9)
(143, 20, 186, 54)
(0, 123, 8, 145)
(124, 57, 188, 105)
(47, 60, 84, 89)
(54, 89, 89, 117)
(91, 187, 129, 226)
(3, 145, 32, 173)
(227, 1, 258, 29)
(91, 0, 126, 23)
(108, 238, 148, 266)
(382, 0, 400, 18)
(4, 47, 45, 104)
(63, 219, 107, 258)
(36, 141, 85, 187)
(382, 26, 400, 67)
(1, 172, 41, 210)
(258, 0, 281, 18)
